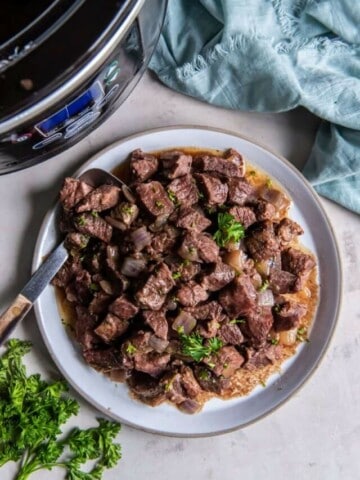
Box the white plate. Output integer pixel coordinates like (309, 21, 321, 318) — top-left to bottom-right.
(33, 126, 341, 437)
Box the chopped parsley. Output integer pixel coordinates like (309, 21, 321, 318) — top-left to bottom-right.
(296, 327, 310, 343)
(229, 318, 246, 324)
(213, 212, 245, 247)
(258, 279, 270, 292)
(89, 283, 99, 292)
(121, 204, 134, 214)
(91, 210, 99, 217)
(125, 343, 137, 355)
(270, 338, 279, 345)
(172, 271, 181, 280)
(76, 215, 87, 226)
(167, 190, 178, 204)
(198, 369, 210, 381)
(155, 200, 164, 209)
(179, 332, 223, 362)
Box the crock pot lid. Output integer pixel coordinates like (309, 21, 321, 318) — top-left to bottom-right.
(0, 0, 144, 134)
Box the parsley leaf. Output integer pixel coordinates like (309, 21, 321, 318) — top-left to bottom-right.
(179, 332, 223, 362)
(213, 212, 245, 247)
(0, 339, 122, 479)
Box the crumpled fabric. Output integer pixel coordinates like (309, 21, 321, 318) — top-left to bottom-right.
(149, 0, 360, 214)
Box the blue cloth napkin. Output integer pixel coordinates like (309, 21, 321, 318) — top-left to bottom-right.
(149, 0, 360, 214)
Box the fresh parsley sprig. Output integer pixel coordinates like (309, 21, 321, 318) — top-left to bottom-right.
(213, 212, 245, 247)
(178, 331, 223, 362)
(0, 339, 122, 480)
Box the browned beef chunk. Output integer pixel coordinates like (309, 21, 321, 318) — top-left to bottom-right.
(128, 330, 152, 352)
(161, 372, 186, 404)
(89, 291, 112, 315)
(52, 257, 82, 288)
(135, 262, 175, 310)
(247, 307, 274, 344)
(65, 232, 89, 251)
(107, 202, 139, 230)
(227, 178, 254, 205)
(74, 213, 113, 243)
(59, 177, 93, 211)
(282, 247, 316, 277)
(194, 153, 244, 178)
(176, 260, 201, 282)
(134, 352, 170, 377)
(109, 295, 139, 320)
(195, 173, 228, 206)
(75, 185, 121, 213)
(218, 321, 244, 345)
(186, 301, 223, 321)
(275, 218, 304, 247)
(269, 268, 298, 294)
(178, 232, 219, 263)
(193, 366, 230, 394)
(273, 300, 306, 331)
(95, 313, 130, 342)
(207, 346, 244, 378)
(83, 347, 122, 372)
(228, 206, 257, 228)
(127, 372, 165, 406)
(136, 181, 174, 216)
(143, 310, 168, 340)
(253, 199, 276, 221)
(245, 221, 280, 261)
(244, 344, 282, 370)
(224, 148, 245, 175)
(180, 366, 202, 398)
(167, 174, 199, 207)
(65, 269, 92, 305)
(130, 148, 159, 181)
(146, 225, 179, 257)
(74, 305, 98, 350)
(176, 206, 212, 233)
(201, 261, 235, 292)
(160, 151, 192, 179)
(177, 281, 209, 307)
(219, 275, 257, 318)
(196, 317, 221, 338)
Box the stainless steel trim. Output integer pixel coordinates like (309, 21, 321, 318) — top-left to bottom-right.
(0, 0, 145, 135)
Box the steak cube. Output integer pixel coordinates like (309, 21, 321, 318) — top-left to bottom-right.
(228, 206, 257, 228)
(273, 300, 306, 331)
(178, 232, 219, 263)
(74, 213, 113, 243)
(75, 185, 121, 213)
(219, 275, 257, 318)
(59, 177, 93, 211)
(201, 261, 235, 292)
(177, 281, 209, 307)
(95, 313, 130, 342)
(130, 148, 159, 181)
(195, 173, 228, 206)
(276, 218, 304, 247)
(207, 346, 244, 378)
(245, 221, 280, 261)
(136, 181, 174, 216)
(176, 206, 211, 233)
(160, 151, 192, 179)
(109, 295, 139, 320)
(227, 178, 254, 205)
(134, 352, 170, 377)
(281, 247, 316, 277)
(194, 153, 244, 178)
(167, 174, 199, 207)
(135, 263, 175, 310)
(143, 310, 168, 340)
(247, 307, 274, 344)
(269, 268, 298, 294)
(218, 321, 244, 345)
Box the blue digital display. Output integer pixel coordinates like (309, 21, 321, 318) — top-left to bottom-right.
(35, 82, 104, 136)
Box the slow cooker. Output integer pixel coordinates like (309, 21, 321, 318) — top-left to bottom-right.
(0, 0, 167, 174)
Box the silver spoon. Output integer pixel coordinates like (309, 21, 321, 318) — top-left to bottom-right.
(0, 168, 131, 345)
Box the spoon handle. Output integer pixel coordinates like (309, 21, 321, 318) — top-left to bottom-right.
(0, 294, 32, 344)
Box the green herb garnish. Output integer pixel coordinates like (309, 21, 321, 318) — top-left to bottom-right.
(213, 212, 245, 247)
(179, 332, 223, 362)
(91, 210, 99, 218)
(172, 271, 181, 280)
(76, 215, 87, 227)
(167, 190, 178, 204)
(125, 343, 137, 355)
(0, 339, 122, 480)
(265, 178, 272, 188)
(270, 338, 279, 345)
(296, 327, 310, 343)
(229, 318, 246, 325)
(258, 279, 270, 292)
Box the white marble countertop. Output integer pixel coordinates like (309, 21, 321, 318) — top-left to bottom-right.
(1, 72, 359, 480)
